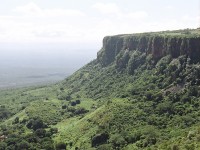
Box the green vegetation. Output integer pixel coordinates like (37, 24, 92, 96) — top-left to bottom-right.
(0, 28, 200, 149)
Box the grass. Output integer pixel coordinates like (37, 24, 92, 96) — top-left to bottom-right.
(53, 106, 105, 149)
(0, 28, 200, 149)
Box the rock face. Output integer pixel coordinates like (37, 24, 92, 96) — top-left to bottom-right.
(97, 33, 200, 67)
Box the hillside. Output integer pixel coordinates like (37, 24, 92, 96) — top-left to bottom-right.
(0, 28, 200, 150)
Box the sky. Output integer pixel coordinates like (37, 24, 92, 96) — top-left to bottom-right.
(0, 0, 199, 53)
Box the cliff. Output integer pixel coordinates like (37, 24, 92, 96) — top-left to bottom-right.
(2, 29, 200, 150)
(97, 29, 200, 67)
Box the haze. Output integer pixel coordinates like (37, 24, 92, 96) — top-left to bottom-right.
(0, 0, 199, 88)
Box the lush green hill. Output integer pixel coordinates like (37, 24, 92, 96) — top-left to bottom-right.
(0, 28, 200, 150)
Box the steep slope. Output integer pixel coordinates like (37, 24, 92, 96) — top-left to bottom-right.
(97, 30, 200, 67)
(0, 28, 200, 150)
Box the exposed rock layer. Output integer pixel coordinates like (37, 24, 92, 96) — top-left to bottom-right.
(97, 33, 200, 66)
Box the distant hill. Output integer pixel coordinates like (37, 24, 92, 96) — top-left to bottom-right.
(0, 28, 200, 150)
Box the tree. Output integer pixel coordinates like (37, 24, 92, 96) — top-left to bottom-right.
(35, 128, 46, 138)
(62, 105, 67, 109)
(26, 119, 45, 131)
(41, 141, 54, 150)
(40, 137, 54, 150)
(92, 132, 109, 147)
(75, 100, 81, 104)
(50, 127, 58, 134)
(70, 101, 76, 106)
(13, 117, 19, 124)
(66, 95, 71, 101)
(0, 142, 7, 150)
(188, 86, 198, 97)
(56, 142, 66, 150)
(16, 140, 30, 150)
(109, 133, 126, 148)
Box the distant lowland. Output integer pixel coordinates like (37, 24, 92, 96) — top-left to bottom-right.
(0, 48, 96, 89)
(0, 67, 68, 89)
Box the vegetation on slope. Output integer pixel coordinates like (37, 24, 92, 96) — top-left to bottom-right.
(0, 28, 200, 150)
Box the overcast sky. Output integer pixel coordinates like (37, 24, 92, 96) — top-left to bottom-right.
(0, 0, 199, 51)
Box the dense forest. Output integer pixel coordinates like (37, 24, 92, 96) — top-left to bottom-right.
(0, 28, 200, 150)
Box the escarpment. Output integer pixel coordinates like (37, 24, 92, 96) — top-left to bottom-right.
(97, 31, 200, 67)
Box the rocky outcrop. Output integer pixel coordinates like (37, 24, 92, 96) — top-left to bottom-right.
(97, 33, 200, 66)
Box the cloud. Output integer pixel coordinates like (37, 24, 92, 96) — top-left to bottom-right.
(13, 2, 85, 17)
(92, 2, 120, 14)
(182, 15, 199, 22)
(33, 30, 64, 38)
(0, 2, 87, 43)
(92, 2, 148, 20)
(44, 9, 85, 17)
(165, 5, 174, 10)
(13, 2, 42, 15)
(0, 1, 198, 48)
(125, 11, 148, 19)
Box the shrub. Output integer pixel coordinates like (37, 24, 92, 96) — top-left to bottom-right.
(70, 101, 77, 106)
(126, 131, 141, 144)
(156, 55, 171, 74)
(145, 91, 153, 100)
(109, 133, 126, 148)
(156, 101, 173, 114)
(92, 132, 109, 147)
(66, 95, 71, 101)
(13, 117, 19, 124)
(62, 105, 67, 109)
(75, 100, 81, 104)
(0, 142, 7, 150)
(56, 142, 66, 150)
(74, 107, 89, 115)
(57, 93, 71, 101)
(16, 140, 30, 150)
(50, 127, 58, 134)
(188, 86, 198, 97)
(41, 141, 54, 150)
(97, 144, 113, 150)
(26, 119, 45, 131)
(181, 95, 191, 103)
(0, 107, 11, 120)
(127, 51, 146, 74)
(25, 133, 39, 143)
(35, 128, 46, 138)
(172, 144, 179, 150)
(185, 143, 195, 150)
(187, 131, 196, 140)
